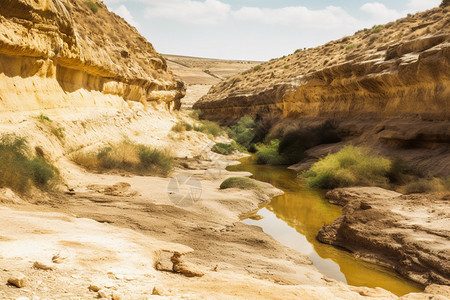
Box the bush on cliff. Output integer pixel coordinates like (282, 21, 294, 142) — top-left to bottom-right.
(72, 140, 173, 176)
(85, 1, 99, 13)
(302, 146, 391, 189)
(0, 135, 56, 193)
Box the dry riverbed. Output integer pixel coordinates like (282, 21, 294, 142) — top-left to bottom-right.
(0, 156, 449, 299)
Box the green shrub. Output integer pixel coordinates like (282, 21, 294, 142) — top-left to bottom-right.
(211, 143, 235, 155)
(172, 121, 193, 132)
(220, 177, 260, 190)
(253, 65, 262, 71)
(35, 113, 52, 123)
(441, 0, 449, 7)
(0, 135, 56, 192)
(138, 145, 173, 176)
(28, 157, 55, 186)
(228, 116, 256, 149)
(345, 44, 356, 50)
(402, 178, 445, 194)
(72, 141, 172, 176)
(85, 1, 99, 13)
(255, 139, 286, 165)
(302, 146, 391, 189)
(194, 120, 223, 137)
(189, 109, 203, 120)
(372, 25, 384, 33)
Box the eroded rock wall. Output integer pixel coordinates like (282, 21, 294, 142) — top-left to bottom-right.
(195, 8, 449, 122)
(0, 0, 185, 112)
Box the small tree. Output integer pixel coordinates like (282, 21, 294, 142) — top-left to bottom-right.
(441, 0, 449, 7)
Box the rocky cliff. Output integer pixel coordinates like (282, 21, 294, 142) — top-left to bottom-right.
(195, 7, 449, 122)
(194, 7, 450, 175)
(0, 0, 185, 112)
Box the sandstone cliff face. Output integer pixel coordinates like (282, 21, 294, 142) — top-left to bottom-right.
(317, 187, 450, 286)
(195, 8, 449, 122)
(0, 0, 185, 112)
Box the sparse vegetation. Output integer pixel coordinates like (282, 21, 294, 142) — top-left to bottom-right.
(172, 121, 193, 132)
(345, 44, 356, 50)
(302, 146, 391, 189)
(441, 0, 449, 7)
(193, 120, 223, 137)
(0, 135, 56, 193)
(253, 65, 262, 71)
(85, 1, 99, 13)
(35, 113, 65, 142)
(402, 178, 446, 194)
(255, 140, 286, 165)
(35, 113, 52, 123)
(220, 177, 260, 190)
(211, 143, 235, 155)
(71, 140, 173, 176)
(189, 109, 203, 120)
(372, 25, 384, 33)
(227, 116, 256, 150)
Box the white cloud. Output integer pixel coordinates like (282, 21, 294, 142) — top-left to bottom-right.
(360, 2, 402, 24)
(114, 5, 140, 28)
(232, 5, 359, 29)
(145, 0, 230, 24)
(405, 0, 441, 13)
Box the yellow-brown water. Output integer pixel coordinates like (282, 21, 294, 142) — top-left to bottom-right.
(228, 157, 423, 296)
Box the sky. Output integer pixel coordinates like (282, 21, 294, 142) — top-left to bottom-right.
(104, 0, 441, 60)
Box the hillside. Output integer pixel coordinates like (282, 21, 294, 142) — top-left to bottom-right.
(0, 0, 184, 112)
(196, 7, 449, 121)
(194, 6, 450, 175)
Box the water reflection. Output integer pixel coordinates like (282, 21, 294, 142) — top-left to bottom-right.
(229, 157, 423, 296)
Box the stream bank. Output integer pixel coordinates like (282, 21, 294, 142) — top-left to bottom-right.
(228, 157, 425, 296)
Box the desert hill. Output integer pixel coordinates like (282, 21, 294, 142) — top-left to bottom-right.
(163, 54, 261, 109)
(194, 6, 450, 175)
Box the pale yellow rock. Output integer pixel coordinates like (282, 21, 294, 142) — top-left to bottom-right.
(7, 272, 27, 288)
(33, 261, 54, 271)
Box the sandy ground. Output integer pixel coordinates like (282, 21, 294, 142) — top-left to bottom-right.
(0, 155, 403, 300)
(0, 105, 447, 299)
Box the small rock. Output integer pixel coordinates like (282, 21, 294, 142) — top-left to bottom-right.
(51, 254, 65, 264)
(7, 272, 27, 288)
(111, 291, 122, 300)
(152, 286, 165, 296)
(33, 261, 53, 271)
(97, 290, 109, 298)
(88, 284, 102, 292)
(171, 253, 204, 277)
